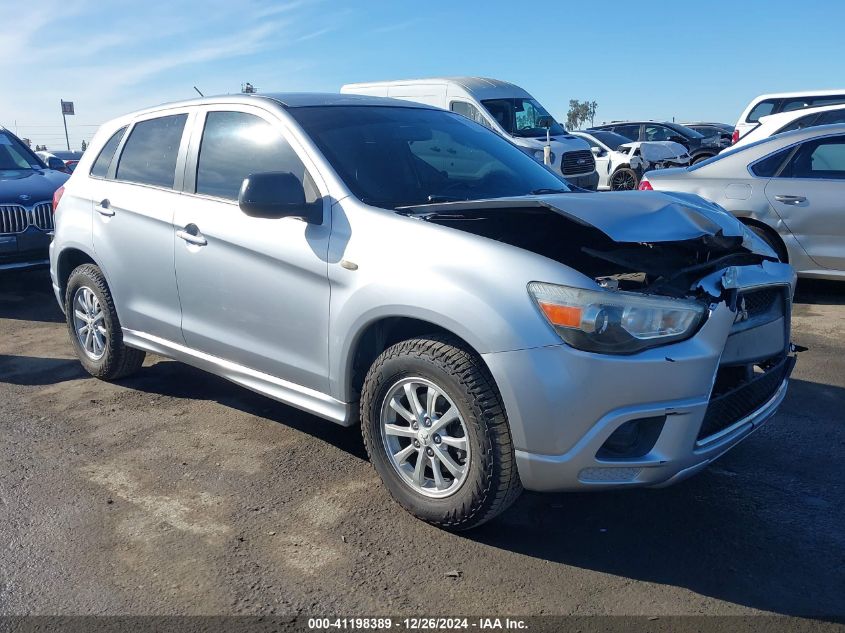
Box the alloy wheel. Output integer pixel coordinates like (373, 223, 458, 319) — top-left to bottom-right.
(72, 286, 107, 360)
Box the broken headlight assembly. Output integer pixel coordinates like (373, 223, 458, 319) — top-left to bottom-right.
(528, 282, 707, 354)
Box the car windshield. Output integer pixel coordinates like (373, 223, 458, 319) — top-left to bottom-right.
(0, 131, 42, 170)
(480, 98, 566, 138)
(665, 122, 704, 139)
(590, 131, 631, 150)
(290, 106, 572, 210)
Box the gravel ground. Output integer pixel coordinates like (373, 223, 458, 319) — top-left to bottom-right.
(1, 269, 843, 618)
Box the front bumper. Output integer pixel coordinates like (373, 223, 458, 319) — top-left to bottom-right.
(0, 227, 52, 272)
(564, 170, 599, 191)
(482, 262, 796, 492)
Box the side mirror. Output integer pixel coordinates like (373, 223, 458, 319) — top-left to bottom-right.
(589, 146, 604, 157)
(238, 172, 320, 223)
(536, 115, 555, 129)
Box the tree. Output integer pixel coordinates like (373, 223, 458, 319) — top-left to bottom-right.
(81, 139, 87, 151)
(566, 99, 599, 130)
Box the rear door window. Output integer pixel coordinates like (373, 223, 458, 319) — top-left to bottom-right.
(116, 114, 187, 188)
(750, 147, 792, 177)
(780, 136, 845, 180)
(90, 126, 127, 178)
(195, 111, 318, 202)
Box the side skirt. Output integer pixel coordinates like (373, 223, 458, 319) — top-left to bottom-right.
(121, 328, 353, 426)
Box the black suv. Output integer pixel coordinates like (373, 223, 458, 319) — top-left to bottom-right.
(0, 127, 69, 272)
(588, 121, 722, 163)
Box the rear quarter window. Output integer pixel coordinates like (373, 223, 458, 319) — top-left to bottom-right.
(90, 127, 128, 178)
(747, 99, 778, 123)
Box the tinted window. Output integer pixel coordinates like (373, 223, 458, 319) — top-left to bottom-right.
(116, 114, 187, 188)
(90, 126, 127, 178)
(781, 136, 845, 179)
(449, 102, 491, 129)
(644, 125, 674, 141)
(0, 131, 42, 169)
(196, 111, 317, 202)
(664, 122, 702, 139)
(289, 106, 571, 209)
(751, 148, 792, 177)
(747, 100, 777, 123)
(817, 109, 845, 125)
(611, 124, 640, 140)
(778, 114, 818, 134)
(590, 131, 631, 150)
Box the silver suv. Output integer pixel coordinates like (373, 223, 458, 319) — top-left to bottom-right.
(50, 94, 798, 529)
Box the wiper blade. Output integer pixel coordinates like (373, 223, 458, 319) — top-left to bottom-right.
(530, 188, 569, 195)
(427, 194, 466, 203)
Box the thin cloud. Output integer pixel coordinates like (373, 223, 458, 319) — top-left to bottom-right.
(296, 26, 336, 42)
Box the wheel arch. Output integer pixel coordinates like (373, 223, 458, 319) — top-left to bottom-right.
(343, 315, 485, 407)
(738, 217, 790, 262)
(56, 246, 100, 303)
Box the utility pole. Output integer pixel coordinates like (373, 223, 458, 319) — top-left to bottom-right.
(60, 100, 75, 150)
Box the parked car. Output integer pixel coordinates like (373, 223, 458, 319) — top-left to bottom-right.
(639, 124, 845, 279)
(51, 150, 85, 173)
(340, 77, 599, 190)
(730, 103, 845, 149)
(589, 121, 721, 163)
(51, 94, 796, 529)
(732, 89, 845, 144)
(0, 126, 68, 271)
(682, 122, 734, 148)
(35, 151, 71, 173)
(571, 130, 689, 190)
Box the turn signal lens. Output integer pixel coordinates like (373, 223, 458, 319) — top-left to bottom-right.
(528, 282, 706, 354)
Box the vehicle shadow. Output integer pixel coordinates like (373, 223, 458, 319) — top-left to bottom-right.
(0, 268, 64, 323)
(0, 354, 86, 385)
(465, 376, 845, 617)
(118, 357, 369, 461)
(794, 278, 845, 305)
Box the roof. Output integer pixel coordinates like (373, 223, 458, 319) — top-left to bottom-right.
(115, 92, 438, 120)
(751, 88, 845, 101)
(342, 77, 533, 100)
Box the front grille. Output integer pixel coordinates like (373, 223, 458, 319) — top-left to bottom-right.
(740, 287, 780, 319)
(697, 354, 793, 442)
(0, 202, 53, 234)
(561, 150, 595, 175)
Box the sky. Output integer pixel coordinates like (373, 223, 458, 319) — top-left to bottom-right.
(2, 0, 843, 150)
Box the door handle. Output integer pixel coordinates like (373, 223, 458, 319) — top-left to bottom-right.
(774, 194, 806, 205)
(95, 199, 115, 216)
(176, 226, 207, 246)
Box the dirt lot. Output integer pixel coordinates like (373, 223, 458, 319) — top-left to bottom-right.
(1, 268, 843, 618)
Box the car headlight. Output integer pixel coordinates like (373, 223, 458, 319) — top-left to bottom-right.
(532, 149, 555, 163)
(528, 282, 706, 354)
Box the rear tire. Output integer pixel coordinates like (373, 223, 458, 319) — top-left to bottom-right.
(360, 335, 522, 530)
(65, 264, 145, 380)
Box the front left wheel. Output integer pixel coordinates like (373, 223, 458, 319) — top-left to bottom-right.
(65, 263, 145, 380)
(360, 335, 522, 530)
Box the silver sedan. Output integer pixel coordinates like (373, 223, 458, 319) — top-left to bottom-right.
(640, 123, 845, 280)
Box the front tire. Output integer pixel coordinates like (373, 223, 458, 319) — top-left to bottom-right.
(65, 264, 145, 380)
(360, 335, 522, 530)
(610, 167, 639, 191)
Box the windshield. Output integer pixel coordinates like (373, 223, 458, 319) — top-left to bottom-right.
(590, 131, 631, 150)
(662, 122, 703, 139)
(480, 98, 566, 138)
(0, 131, 43, 170)
(290, 106, 571, 209)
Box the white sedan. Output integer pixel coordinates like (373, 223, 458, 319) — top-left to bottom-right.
(640, 123, 845, 279)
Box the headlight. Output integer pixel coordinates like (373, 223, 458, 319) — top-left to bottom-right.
(532, 149, 555, 163)
(528, 282, 706, 354)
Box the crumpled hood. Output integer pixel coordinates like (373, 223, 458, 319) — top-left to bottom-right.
(404, 190, 747, 243)
(0, 169, 69, 204)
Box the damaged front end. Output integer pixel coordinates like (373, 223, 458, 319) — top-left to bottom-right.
(400, 190, 800, 447)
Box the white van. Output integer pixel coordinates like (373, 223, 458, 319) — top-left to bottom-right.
(733, 89, 845, 143)
(341, 77, 599, 190)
